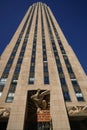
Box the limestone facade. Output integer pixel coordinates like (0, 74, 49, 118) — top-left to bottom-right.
(0, 2, 87, 130)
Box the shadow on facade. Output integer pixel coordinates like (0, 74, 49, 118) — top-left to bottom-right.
(69, 117, 87, 130)
(0, 107, 10, 130)
(0, 118, 8, 130)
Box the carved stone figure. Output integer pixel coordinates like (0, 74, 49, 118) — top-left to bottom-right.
(31, 89, 50, 112)
(67, 106, 87, 116)
(0, 107, 10, 118)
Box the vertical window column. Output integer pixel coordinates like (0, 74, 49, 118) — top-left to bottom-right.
(46, 7, 84, 101)
(28, 5, 39, 84)
(43, 6, 70, 101)
(0, 7, 33, 97)
(6, 6, 36, 103)
(41, 5, 49, 84)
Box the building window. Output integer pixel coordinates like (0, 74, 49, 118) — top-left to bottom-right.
(6, 92, 14, 103)
(0, 78, 7, 85)
(76, 93, 84, 101)
(71, 80, 84, 101)
(0, 82, 4, 97)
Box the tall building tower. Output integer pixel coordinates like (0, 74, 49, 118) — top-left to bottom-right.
(0, 2, 87, 130)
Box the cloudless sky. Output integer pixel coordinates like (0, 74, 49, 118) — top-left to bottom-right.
(0, 0, 87, 74)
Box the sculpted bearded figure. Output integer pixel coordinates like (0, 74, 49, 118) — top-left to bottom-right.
(31, 89, 50, 112)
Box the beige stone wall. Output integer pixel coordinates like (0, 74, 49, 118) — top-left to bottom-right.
(0, 2, 87, 130)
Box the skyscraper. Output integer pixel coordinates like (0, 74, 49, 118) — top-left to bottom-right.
(0, 2, 87, 130)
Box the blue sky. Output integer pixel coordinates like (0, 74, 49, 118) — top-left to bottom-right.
(0, 0, 87, 74)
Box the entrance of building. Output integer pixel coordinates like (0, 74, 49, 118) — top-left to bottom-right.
(23, 90, 52, 130)
(0, 118, 8, 130)
(70, 117, 87, 130)
(0, 107, 10, 130)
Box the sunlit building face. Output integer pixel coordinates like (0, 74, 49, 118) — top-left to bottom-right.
(0, 2, 87, 130)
